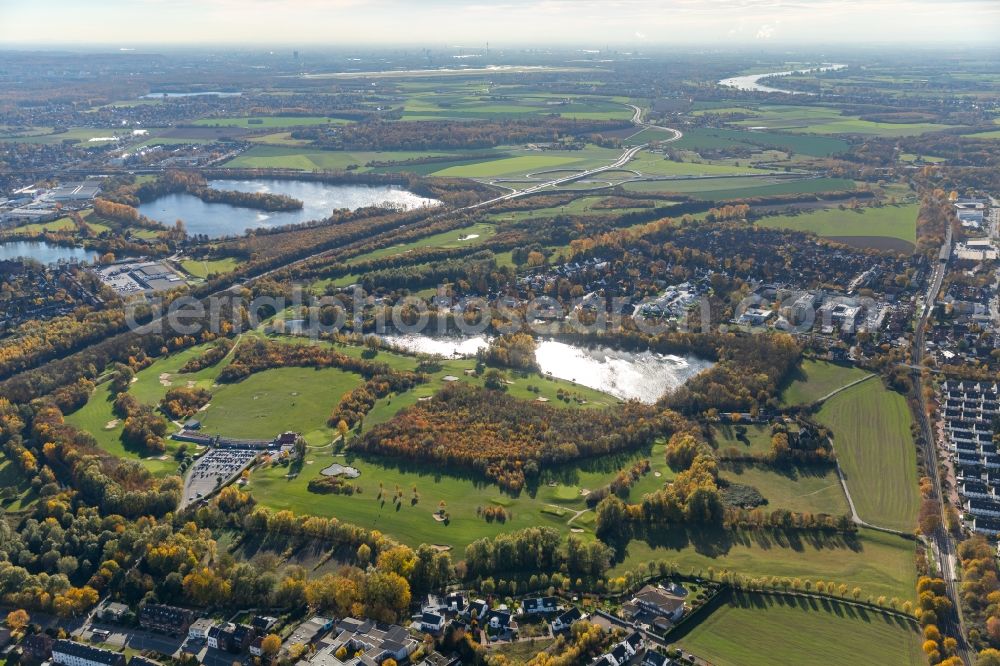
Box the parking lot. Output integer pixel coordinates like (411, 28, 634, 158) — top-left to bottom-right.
(183, 447, 258, 505)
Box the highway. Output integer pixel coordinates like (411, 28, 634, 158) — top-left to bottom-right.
(467, 103, 682, 209)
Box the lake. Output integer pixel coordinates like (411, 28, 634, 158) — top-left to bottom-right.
(381, 334, 712, 403)
(138, 178, 440, 238)
(0, 241, 96, 265)
(719, 64, 846, 94)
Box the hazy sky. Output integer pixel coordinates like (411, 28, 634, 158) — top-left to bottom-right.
(1, 0, 998, 47)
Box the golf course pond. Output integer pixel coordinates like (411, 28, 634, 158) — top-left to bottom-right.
(381, 334, 712, 403)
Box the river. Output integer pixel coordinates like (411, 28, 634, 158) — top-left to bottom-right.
(719, 64, 846, 94)
(0, 241, 96, 265)
(138, 178, 439, 238)
(381, 334, 712, 403)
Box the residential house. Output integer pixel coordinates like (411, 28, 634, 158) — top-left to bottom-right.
(551, 607, 584, 633)
(207, 624, 233, 651)
(188, 618, 215, 641)
(252, 616, 278, 635)
(138, 604, 192, 636)
(466, 599, 489, 622)
(286, 616, 334, 647)
(52, 640, 126, 666)
(624, 584, 686, 624)
(230, 624, 254, 653)
(521, 597, 559, 615)
(101, 603, 129, 623)
(21, 634, 54, 662)
(304, 617, 417, 666)
(420, 611, 446, 634)
(642, 650, 672, 666)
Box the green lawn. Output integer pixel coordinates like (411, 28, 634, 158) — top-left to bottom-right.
(614, 527, 917, 602)
(779, 360, 872, 406)
(964, 130, 1000, 140)
(815, 380, 920, 532)
(339, 223, 496, 266)
(248, 438, 669, 552)
(677, 593, 924, 666)
(756, 204, 918, 245)
(719, 463, 850, 516)
(198, 366, 362, 445)
(0, 458, 37, 511)
(711, 423, 777, 458)
(180, 257, 241, 278)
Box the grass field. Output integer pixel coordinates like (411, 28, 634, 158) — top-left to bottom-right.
(673, 127, 849, 157)
(719, 463, 850, 516)
(193, 116, 351, 128)
(779, 360, 872, 406)
(225, 146, 454, 171)
(0, 458, 37, 511)
(711, 423, 776, 457)
(614, 527, 916, 602)
(198, 366, 361, 445)
(180, 257, 241, 278)
(730, 104, 956, 137)
(248, 439, 671, 551)
(756, 203, 918, 245)
(964, 130, 1000, 140)
(815, 380, 920, 532)
(677, 593, 924, 666)
(622, 176, 856, 200)
(628, 153, 769, 177)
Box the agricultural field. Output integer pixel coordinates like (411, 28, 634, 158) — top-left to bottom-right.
(755, 203, 918, 249)
(719, 463, 850, 516)
(0, 127, 126, 144)
(397, 90, 633, 121)
(622, 176, 859, 201)
(628, 152, 770, 177)
(431, 145, 623, 179)
(815, 379, 920, 532)
(779, 360, 872, 406)
(614, 527, 917, 602)
(192, 115, 352, 128)
(672, 127, 849, 157)
(729, 104, 957, 137)
(224, 146, 453, 171)
(677, 593, 924, 666)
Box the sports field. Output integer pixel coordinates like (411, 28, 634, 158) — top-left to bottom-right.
(677, 593, 924, 666)
(756, 204, 918, 246)
(816, 379, 920, 532)
(614, 527, 917, 602)
(779, 360, 872, 406)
